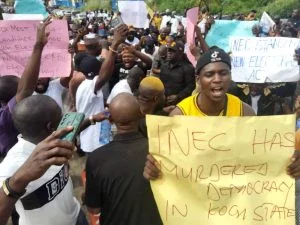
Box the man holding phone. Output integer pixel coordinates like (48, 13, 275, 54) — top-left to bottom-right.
(0, 95, 88, 225)
(0, 126, 76, 225)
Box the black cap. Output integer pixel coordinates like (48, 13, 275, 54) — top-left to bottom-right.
(75, 54, 101, 79)
(195, 48, 231, 74)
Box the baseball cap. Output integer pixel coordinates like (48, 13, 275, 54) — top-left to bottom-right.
(195, 47, 231, 74)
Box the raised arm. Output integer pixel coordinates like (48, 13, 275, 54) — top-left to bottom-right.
(124, 45, 153, 69)
(15, 18, 51, 103)
(94, 24, 128, 93)
(195, 25, 209, 53)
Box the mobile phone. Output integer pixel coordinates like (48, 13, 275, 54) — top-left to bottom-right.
(111, 16, 124, 28)
(56, 112, 85, 142)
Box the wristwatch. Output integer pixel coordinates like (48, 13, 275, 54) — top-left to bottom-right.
(2, 177, 26, 199)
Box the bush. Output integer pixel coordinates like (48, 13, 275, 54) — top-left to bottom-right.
(85, 0, 111, 11)
(263, 0, 300, 18)
(147, 0, 299, 18)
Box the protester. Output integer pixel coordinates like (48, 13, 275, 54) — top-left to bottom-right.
(0, 95, 87, 225)
(107, 66, 144, 104)
(138, 76, 166, 116)
(152, 12, 162, 29)
(141, 36, 159, 60)
(0, 18, 52, 158)
(0, 126, 77, 225)
(158, 40, 195, 106)
(85, 93, 163, 225)
(106, 42, 152, 90)
(125, 26, 140, 45)
(151, 45, 167, 75)
(143, 48, 300, 182)
(157, 27, 170, 45)
(229, 83, 297, 115)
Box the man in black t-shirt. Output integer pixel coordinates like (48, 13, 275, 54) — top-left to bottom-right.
(85, 93, 162, 225)
(109, 46, 152, 90)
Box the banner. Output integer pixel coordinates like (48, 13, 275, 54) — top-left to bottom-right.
(3, 13, 44, 20)
(0, 20, 71, 77)
(205, 20, 256, 52)
(230, 37, 300, 83)
(118, 0, 148, 28)
(14, 0, 48, 16)
(147, 114, 295, 225)
(186, 7, 198, 67)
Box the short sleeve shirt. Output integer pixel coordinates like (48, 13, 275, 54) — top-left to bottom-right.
(85, 132, 162, 225)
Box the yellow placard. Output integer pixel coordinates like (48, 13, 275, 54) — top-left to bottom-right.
(147, 115, 296, 225)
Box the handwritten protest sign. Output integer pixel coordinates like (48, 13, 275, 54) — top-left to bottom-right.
(0, 20, 71, 77)
(186, 7, 199, 67)
(230, 37, 300, 83)
(118, 0, 148, 28)
(260, 12, 275, 34)
(205, 20, 256, 52)
(147, 115, 295, 225)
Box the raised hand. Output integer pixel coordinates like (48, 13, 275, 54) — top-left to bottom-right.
(13, 126, 75, 185)
(36, 17, 52, 47)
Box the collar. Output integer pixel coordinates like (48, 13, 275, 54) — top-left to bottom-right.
(113, 131, 144, 141)
(17, 135, 36, 156)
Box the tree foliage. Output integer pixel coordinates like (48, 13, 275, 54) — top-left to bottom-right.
(146, 0, 300, 18)
(85, 0, 112, 11)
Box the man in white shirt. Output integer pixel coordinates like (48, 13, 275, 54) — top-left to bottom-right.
(141, 37, 159, 60)
(76, 75, 104, 153)
(107, 67, 144, 104)
(0, 95, 87, 225)
(160, 9, 172, 29)
(34, 78, 68, 109)
(125, 27, 140, 46)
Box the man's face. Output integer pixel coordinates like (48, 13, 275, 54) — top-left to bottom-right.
(127, 31, 135, 41)
(198, 62, 231, 102)
(166, 48, 178, 62)
(35, 78, 50, 94)
(177, 26, 184, 37)
(160, 31, 168, 39)
(249, 84, 264, 96)
(122, 52, 135, 68)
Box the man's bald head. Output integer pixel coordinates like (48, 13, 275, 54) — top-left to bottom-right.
(12, 95, 62, 143)
(109, 93, 140, 132)
(0, 75, 19, 105)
